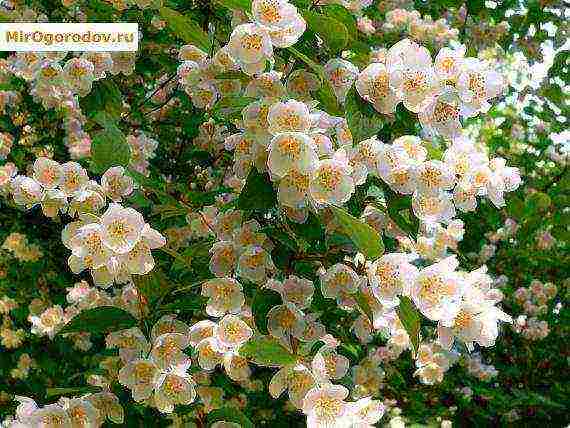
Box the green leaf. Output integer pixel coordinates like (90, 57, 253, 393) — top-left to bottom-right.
(525, 192, 551, 214)
(315, 80, 342, 116)
(382, 185, 419, 238)
(252, 289, 282, 334)
(45, 386, 100, 399)
(330, 206, 384, 259)
(207, 407, 254, 428)
(237, 168, 277, 212)
(90, 124, 131, 174)
(303, 11, 348, 54)
(159, 7, 209, 51)
(322, 5, 358, 41)
(213, 96, 256, 116)
(159, 295, 207, 313)
(466, 0, 485, 16)
(396, 296, 421, 356)
(81, 79, 122, 120)
(213, 0, 251, 12)
(354, 290, 374, 322)
(345, 86, 384, 142)
(132, 267, 172, 304)
(59, 306, 138, 335)
(507, 195, 525, 219)
(287, 47, 324, 77)
(239, 336, 297, 367)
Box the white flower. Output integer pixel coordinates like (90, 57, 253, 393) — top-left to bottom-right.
(11, 176, 44, 208)
(202, 278, 245, 317)
(412, 191, 456, 224)
(309, 150, 355, 206)
(367, 253, 419, 307)
(486, 157, 521, 207)
(252, 0, 299, 29)
(215, 314, 253, 350)
(32, 157, 63, 189)
(30, 404, 72, 428)
(267, 303, 306, 349)
(302, 384, 351, 428)
(153, 361, 196, 413)
(267, 99, 312, 135)
(456, 58, 504, 116)
(150, 333, 191, 370)
(434, 45, 466, 82)
(228, 23, 273, 67)
(324, 59, 359, 104)
(418, 87, 463, 138)
(40, 189, 67, 218)
(413, 160, 456, 196)
(63, 57, 95, 96)
(101, 166, 134, 202)
(356, 63, 400, 114)
(69, 223, 112, 270)
(387, 38, 439, 113)
(277, 169, 311, 208)
(266, 14, 306, 48)
(60, 162, 89, 197)
(411, 256, 464, 324)
(269, 364, 316, 408)
(267, 132, 318, 178)
(60, 397, 99, 428)
(99, 203, 145, 254)
(118, 358, 160, 402)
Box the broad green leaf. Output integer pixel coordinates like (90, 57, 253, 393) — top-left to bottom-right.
(466, 0, 485, 16)
(81, 79, 122, 120)
(208, 407, 254, 428)
(90, 124, 130, 174)
(213, 96, 257, 117)
(239, 336, 297, 367)
(252, 288, 282, 334)
(59, 306, 137, 335)
(345, 86, 384, 143)
(525, 192, 551, 214)
(132, 267, 172, 304)
(159, 7, 209, 51)
(322, 5, 358, 41)
(507, 195, 525, 219)
(303, 11, 348, 54)
(330, 206, 384, 259)
(237, 168, 277, 212)
(315, 80, 342, 116)
(382, 185, 419, 238)
(214, 0, 251, 12)
(215, 71, 251, 84)
(396, 296, 421, 356)
(354, 290, 374, 322)
(159, 295, 207, 314)
(45, 386, 100, 399)
(287, 47, 325, 78)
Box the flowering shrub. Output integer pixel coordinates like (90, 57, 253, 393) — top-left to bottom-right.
(0, 0, 568, 426)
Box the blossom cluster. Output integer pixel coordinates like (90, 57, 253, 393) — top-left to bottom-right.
(1, 232, 43, 263)
(0, 0, 544, 424)
(228, 0, 306, 75)
(512, 279, 559, 341)
(3, 157, 166, 287)
(356, 39, 506, 138)
(3, 393, 123, 427)
(380, 9, 459, 48)
(1, 51, 136, 159)
(29, 281, 145, 339)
